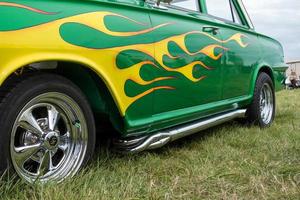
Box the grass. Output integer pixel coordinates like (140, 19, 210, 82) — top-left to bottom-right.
(0, 90, 299, 200)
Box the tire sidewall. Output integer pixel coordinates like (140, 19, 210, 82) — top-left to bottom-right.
(247, 72, 276, 127)
(0, 74, 95, 178)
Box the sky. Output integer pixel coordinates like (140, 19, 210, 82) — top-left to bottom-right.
(242, 0, 300, 62)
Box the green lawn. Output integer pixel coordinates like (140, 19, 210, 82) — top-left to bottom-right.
(1, 90, 299, 200)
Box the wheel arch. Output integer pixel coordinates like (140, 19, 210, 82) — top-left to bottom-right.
(0, 58, 124, 133)
(250, 64, 275, 96)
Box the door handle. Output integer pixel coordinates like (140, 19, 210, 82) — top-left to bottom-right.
(202, 26, 219, 35)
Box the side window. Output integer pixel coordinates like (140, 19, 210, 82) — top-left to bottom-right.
(171, 0, 199, 11)
(205, 0, 242, 24)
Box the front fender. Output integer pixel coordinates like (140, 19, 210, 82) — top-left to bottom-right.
(0, 51, 126, 117)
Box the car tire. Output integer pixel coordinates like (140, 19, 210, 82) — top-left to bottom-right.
(0, 73, 95, 183)
(245, 72, 275, 127)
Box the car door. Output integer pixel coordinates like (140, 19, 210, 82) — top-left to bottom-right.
(148, 0, 225, 129)
(204, 0, 260, 99)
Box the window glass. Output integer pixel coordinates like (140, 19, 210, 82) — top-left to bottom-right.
(171, 0, 199, 11)
(205, 0, 233, 21)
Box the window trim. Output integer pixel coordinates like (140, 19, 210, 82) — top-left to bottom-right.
(152, 0, 201, 13)
(230, 0, 243, 25)
(169, 1, 201, 13)
(204, 0, 234, 22)
(201, 0, 250, 28)
(229, 0, 235, 22)
(236, 0, 255, 29)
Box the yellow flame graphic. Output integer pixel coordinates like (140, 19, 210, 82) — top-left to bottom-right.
(0, 11, 248, 115)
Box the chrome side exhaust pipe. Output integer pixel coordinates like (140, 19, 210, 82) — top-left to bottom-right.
(114, 109, 246, 153)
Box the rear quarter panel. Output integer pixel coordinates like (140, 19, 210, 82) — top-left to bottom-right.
(256, 34, 287, 91)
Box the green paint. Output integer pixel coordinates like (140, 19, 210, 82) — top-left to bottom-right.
(60, 22, 155, 49)
(163, 40, 220, 70)
(0, 0, 287, 137)
(104, 15, 149, 32)
(185, 33, 219, 53)
(124, 79, 154, 98)
(139, 64, 164, 81)
(116, 50, 155, 69)
(0, 0, 101, 31)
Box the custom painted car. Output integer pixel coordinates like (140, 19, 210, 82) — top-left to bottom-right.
(0, 0, 287, 183)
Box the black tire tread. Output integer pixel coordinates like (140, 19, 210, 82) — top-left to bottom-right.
(0, 72, 96, 178)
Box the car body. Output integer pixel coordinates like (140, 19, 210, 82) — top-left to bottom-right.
(0, 0, 287, 183)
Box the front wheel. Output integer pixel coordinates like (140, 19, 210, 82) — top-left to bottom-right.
(246, 72, 275, 127)
(0, 73, 96, 183)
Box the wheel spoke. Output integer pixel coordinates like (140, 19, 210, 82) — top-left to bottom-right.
(10, 93, 89, 183)
(37, 150, 54, 177)
(58, 143, 68, 152)
(259, 84, 274, 124)
(19, 110, 43, 136)
(13, 143, 41, 167)
(48, 106, 60, 131)
(58, 132, 70, 151)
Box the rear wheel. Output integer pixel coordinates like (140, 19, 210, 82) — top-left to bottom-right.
(246, 72, 275, 127)
(0, 73, 95, 183)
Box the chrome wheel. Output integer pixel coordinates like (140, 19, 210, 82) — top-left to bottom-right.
(259, 83, 274, 124)
(10, 92, 88, 183)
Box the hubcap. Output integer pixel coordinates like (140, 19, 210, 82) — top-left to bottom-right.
(10, 92, 88, 183)
(44, 132, 60, 150)
(259, 83, 274, 124)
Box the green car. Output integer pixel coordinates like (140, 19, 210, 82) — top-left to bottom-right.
(0, 0, 287, 183)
